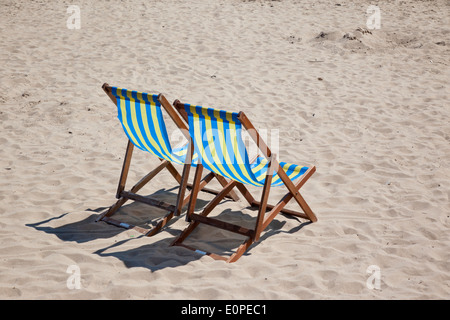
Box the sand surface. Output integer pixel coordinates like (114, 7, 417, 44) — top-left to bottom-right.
(0, 0, 449, 299)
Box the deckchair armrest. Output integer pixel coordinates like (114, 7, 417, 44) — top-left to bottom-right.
(173, 100, 189, 123)
(237, 112, 272, 160)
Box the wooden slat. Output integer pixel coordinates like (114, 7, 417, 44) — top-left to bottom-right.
(190, 214, 254, 238)
(173, 100, 189, 122)
(121, 191, 176, 212)
(250, 201, 308, 219)
(186, 183, 236, 200)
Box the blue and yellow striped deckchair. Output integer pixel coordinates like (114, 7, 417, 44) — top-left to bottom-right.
(171, 102, 317, 262)
(96, 84, 238, 236)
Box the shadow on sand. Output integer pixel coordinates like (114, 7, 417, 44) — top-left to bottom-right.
(26, 188, 312, 271)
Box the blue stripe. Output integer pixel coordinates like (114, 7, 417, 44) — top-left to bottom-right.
(222, 115, 258, 185)
(139, 91, 170, 159)
(234, 121, 260, 184)
(155, 103, 173, 157)
(122, 89, 146, 151)
(208, 110, 240, 181)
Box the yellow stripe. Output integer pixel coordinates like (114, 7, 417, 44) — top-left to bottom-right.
(202, 108, 231, 179)
(271, 162, 300, 185)
(173, 147, 186, 156)
(193, 112, 234, 180)
(151, 106, 171, 157)
(172, 145, 197, 163)
(216, 115, 246, 183)
(138, 100, 170, 161)
(252, 158, 268, 182)
(126, 92, 165, 160)
(227, 121, 255, 183)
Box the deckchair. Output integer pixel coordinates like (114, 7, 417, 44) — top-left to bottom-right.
(96, 84, 238, 236)
(171, 103, 317, 262)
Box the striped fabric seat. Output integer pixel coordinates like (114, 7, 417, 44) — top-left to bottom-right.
(111, 87, 198, 166)
(184, 104, 309, 187)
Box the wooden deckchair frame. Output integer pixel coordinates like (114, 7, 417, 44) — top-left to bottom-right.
(171, 103, 317, 262)
(96, 84, 238, 236)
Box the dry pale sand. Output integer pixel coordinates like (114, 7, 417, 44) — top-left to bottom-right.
(0, 0, 449, 300)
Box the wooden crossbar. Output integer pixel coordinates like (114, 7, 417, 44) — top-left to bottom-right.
(190, 214, 255, 238)
(120, 191, 176, 212)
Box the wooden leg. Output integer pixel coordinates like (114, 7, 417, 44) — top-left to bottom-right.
(214, 174, 240, 201)
(165, 161, 183, 184)
(129, 160, 170, 194)
(235, 182, 256, 206)
(95, 196, 128, 223)
(174, 163, 191, 216)
(116, 140, 134, 199)
(96, 159, 170, 229)
(186, 164, 203, 222)
(96, 154, 169, 223)
(276, 166, 317, 222)
(254, 155, 276, 242)
(144, 211, 175, 237)
(227, 237, 254, 263)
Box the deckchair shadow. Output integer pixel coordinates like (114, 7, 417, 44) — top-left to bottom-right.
(96, 84, 238, 237)
(171, 102, 318, 262)
(93, 236, 199, 271)
(26, 211, 121, 243)
(173, 206, 301, 259)
(98, 188, 210, 237)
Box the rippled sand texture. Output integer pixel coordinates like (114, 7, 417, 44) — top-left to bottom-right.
(0, 0, 449, 299)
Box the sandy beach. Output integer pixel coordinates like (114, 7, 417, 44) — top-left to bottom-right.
(0, 0, 449, 299)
